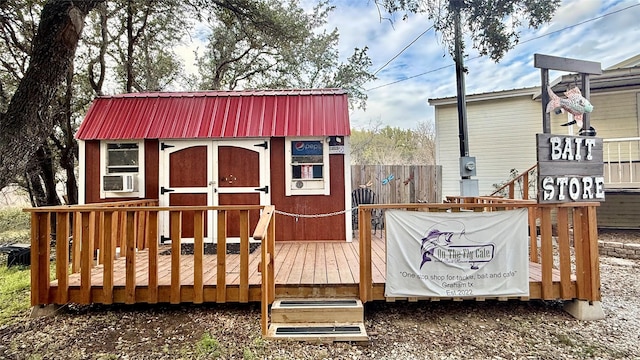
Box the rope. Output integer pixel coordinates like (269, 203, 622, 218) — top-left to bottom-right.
(274, 207, 359, 218)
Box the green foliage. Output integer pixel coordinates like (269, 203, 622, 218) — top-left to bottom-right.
(376, 0, 560, 61)
(243, 347, 256, 360)
(0, 208, 38, 325)
(195, 332, 221, 359)
(194, 0, 375, 110)
(79, 0, 190, 94)
(0, 207, 31, 236)
(0, 0, 43, 112)
(0, 265, 31, 325)
(350, 121, 436, 165)
(555, 333, 574, 346)
(95, 354, 119, 360)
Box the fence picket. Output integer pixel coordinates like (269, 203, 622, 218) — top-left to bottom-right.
(351, 165, 442, 204)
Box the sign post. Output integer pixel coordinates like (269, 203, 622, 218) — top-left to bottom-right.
(534, 54, 605, 203)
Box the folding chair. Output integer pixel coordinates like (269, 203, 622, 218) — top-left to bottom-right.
(351, 188, 384, 234)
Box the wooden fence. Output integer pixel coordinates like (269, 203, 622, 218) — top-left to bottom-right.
(351, 165, 442, 204)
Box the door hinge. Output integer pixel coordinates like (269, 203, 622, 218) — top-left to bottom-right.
(161, 186, 175, 195)
(161, 143, 175, 151)
(254, 141, 268, 150)
(254, 185, 269, 194)
(160, 235, 171, 244)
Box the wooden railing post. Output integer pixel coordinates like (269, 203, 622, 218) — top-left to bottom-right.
(253, 205, 275, 336)
(193, 210, 205, 304)
(574, 205, 601, 302)
(79, 212, 94, 304)
(55, 212, 70, 304)
(528, 207, 538, 263)
(102, 211, 114, 304)
(539, 207, 553, 300)
(217, 210, 227, 303)
(72, 211, 81, 273)
(585, 205, 601, 302)
(125, 211, 137, 304)
(170, 210, 182, 304)
(359, 206, 373, 303)
(136, 209, 146, 250)
(260, 233, 269, 336)
(268, 210, 276, 303)
(556, 207, 572, 299)
(147, 210, 159, 304)
(30, 212, 51, 306)
(97, 212, 105, 265)
(239, 210, 250, 303)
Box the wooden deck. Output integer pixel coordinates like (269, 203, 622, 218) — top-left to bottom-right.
(49, 233, 567, 303)
(28, 201, 603, 334)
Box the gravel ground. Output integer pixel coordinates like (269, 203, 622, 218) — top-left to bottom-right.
(0, 232, 638, 359)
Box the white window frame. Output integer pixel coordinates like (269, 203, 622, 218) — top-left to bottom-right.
(99, 140, 145, 199)
(285, 137, 330, 196)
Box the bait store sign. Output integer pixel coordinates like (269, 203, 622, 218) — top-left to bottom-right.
(536, 133, 605, 203)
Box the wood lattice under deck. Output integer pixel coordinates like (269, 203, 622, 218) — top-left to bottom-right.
(48, 233, 568, 304)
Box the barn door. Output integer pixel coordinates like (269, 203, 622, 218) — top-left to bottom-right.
(160, 141, 212, 242)
(214, 140, 270, 238)
(159, 140, 270, 242)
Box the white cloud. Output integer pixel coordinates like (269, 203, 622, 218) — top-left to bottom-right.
(336, 0, 640, 129)
(176, 0, 640, 130)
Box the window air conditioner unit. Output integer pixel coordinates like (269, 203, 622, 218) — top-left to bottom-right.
(103, 174, 137, 192)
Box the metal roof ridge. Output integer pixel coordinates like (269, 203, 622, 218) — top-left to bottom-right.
(98, 88, 346, 99)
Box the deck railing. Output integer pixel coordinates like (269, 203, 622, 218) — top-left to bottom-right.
(358, 200, 601, 303)
(25, 201, 276, 324)
(253, 205, 276, 335)
(489, 164, 538, 200)
(488, 137, 640, 198)
(603, 137, 640, 188)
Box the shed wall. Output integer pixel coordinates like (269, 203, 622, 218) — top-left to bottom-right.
(84, 139, 159, 203)
(270, 138, 347, 241)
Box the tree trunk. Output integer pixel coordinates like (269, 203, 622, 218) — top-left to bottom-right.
(58, 64, 79, 205)
(26, 145, 60, 207)
(0, 0, 103, 190)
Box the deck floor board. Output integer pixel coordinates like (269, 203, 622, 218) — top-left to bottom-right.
(52, 233, 565, 302)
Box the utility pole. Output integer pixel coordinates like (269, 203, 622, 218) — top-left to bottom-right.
(451, 0, 478, 196)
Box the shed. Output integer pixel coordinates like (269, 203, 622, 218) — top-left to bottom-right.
(76, 89, 352, 241)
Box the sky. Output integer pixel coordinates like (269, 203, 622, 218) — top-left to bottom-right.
(308, 0, 640, 130)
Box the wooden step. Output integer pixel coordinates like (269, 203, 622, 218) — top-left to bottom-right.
(267, 323, 368, 342)
(270, 298, 363, 324)
(268, 298, 368, 342)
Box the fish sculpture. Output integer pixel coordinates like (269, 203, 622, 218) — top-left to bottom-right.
(546, 86, 594, 127)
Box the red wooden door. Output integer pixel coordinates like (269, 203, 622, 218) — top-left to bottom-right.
(160, 140, 269, 242)
(164, 143, 210, 239)
(216, 143, 267, 237)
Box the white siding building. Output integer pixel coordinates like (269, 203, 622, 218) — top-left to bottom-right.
(429, 60, 640, 199)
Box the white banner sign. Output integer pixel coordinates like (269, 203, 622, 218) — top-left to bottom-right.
(385, 209, 529, 298)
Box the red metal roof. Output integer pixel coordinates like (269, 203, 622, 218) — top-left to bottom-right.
(76, 89, 351, 140)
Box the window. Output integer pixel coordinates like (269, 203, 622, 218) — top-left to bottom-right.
(100, 141, 144, 197)
(106, 143, 139, 173)
(286, 139, 330, 195)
